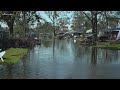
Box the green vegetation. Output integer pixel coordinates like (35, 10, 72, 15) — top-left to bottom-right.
(0, 48, 28, 64)
(94, 42, 120, 50)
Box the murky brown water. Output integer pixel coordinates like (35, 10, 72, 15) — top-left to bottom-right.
(0, 39, 120, 79)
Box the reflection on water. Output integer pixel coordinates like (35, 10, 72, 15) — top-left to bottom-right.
(0, 39, 120, 79)
(91, 47, 97, 64)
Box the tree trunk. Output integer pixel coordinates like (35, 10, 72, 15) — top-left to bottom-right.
(6, 14, 15, 35)
(53, 21, 55, 37)
(92, 19, 95, 44)
(23, 11, 26, 35)
(104, 11, 108, 29)
(53, 11, 56, 37)
(94, 12, 98, 44)
(7, 21, 14, 34)
(92, 12, 97, 45)
(9, 24, 13, 34)
(106, 18, 109, 29)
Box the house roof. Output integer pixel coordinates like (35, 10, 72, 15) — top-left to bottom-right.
(103, 29, 111, 32)
(111, 28, 120, 31)
(86, 29, 92, 33)
(67, 30, 83, 34)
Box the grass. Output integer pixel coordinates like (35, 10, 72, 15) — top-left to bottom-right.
(94, 42, 120, 50)
(0, 48, 28, 64)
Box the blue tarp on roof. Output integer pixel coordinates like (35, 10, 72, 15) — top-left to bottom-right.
(111, 28, 120, 30)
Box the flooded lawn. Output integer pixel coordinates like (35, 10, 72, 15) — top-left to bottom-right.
(0, 39, 120, 79)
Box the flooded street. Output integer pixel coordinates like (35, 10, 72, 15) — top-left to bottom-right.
(1, 39, 120, 79)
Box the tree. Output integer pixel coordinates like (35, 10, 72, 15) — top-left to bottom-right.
(0, 11, 41, 35)
(36, 21, 54, 33)
(99, 11, 120, 29)
(102, 11, 120, 29)
(71, 11, 86, 31)
(15, 11, 41, 34)
(13, 21, 24, 35)
(57, 16, 70, 31)
(45, 11, 59, 36)
(71, 11, 91, 38)
(81, 11, 102, 45)
(0, 11, 17, 34)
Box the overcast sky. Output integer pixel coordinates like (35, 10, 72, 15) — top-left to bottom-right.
(37, 11, 73, 30)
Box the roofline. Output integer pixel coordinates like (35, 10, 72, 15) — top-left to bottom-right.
(111, 28, 120, 30)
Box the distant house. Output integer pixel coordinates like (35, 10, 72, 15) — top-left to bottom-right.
(67, 30, 83, 37)
(56, 30, 66, 35)
(96, 28, 111, 36)
(29, 31, 39, 40)
(85, 29, 110, 41)
(86, 29, 109, 37)
(110, 28, 120, 40)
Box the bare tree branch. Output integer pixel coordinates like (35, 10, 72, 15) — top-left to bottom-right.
(81, 11, 92, 21)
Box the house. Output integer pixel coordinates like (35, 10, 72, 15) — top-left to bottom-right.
(56, 30, 66, 36)
(68, 30, 83, 38)
(110, 28, 120, 40)
(85, 29, 93, 38)
(85, 28, 110, 42)
(29, 32, 39, 38)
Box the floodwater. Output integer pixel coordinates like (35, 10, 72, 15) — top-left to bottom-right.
(0, 38, 120, 79)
